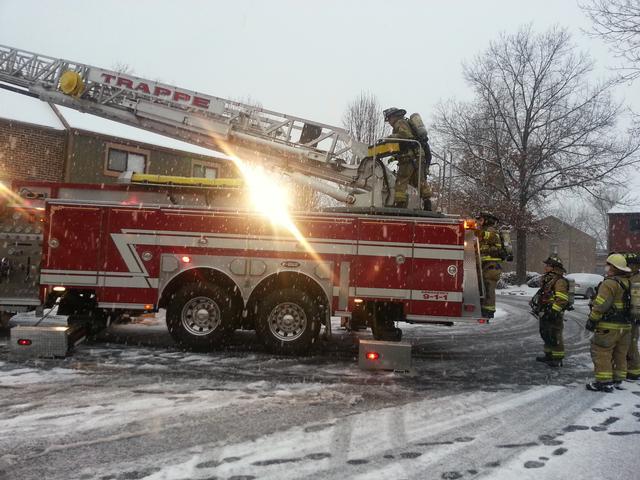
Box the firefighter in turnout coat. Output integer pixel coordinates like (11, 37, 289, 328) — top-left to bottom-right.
(383, 108, 431, 210)
(531, 255, 569, 367)
(625, 253, 640, 380)
(586, 253, 633, 393)
(476, 212, 504, 319)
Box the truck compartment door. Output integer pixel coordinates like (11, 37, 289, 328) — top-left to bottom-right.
(41, 205, 103, 287)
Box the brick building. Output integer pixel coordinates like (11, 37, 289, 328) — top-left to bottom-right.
(0, 118, 66, 183)
(0, 89, 235, 185)
(608, 205, 640, 253)
(505, 216, 597, 274)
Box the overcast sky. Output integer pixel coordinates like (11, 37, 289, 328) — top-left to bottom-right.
(1, 0, 639, 196)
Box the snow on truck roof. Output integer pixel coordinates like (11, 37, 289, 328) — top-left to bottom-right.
(0, 88, 232, 161)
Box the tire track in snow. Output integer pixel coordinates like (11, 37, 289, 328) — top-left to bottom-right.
(144, 385, 578, 479)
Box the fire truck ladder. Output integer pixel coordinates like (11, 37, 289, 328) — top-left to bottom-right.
(0, 45, 405, 208)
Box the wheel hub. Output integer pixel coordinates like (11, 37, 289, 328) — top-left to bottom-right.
(181, 297, 221, 336)
(268, 302, 307, 342)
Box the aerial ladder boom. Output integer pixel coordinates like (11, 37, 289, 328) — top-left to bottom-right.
(0, 45, 414, 208)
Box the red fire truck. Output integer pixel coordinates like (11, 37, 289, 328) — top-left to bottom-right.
(0, 45, 485, 354)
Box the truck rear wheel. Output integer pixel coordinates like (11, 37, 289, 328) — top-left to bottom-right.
(167, 282, 239, 351)
(256, 287, 321, 355)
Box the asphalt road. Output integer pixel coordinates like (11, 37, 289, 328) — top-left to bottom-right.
(1, 296, 639, 480)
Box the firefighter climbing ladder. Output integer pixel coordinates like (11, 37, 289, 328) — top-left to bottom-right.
(0, 45, 408, 207)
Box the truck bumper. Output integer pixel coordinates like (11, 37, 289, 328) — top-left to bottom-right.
(8, 312, 85, 359)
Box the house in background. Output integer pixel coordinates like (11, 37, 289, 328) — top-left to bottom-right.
(608, 205, 640, 254)
(505, 216, 597, 274)
(0, 89, 236, 185)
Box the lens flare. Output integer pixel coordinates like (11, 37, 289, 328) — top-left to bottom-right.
(212, 140, 330, 275)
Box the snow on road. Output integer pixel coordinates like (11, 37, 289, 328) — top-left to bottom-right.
(0, 297, 638, 480)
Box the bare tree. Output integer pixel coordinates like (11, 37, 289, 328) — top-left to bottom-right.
(586, 186, 634, 250)
(342, 91, 389, 145)
(581, 0, 640, 81)
(552, 186, 634, 250)
(435, 25, 639, 283)
(111, 62, 134, 75)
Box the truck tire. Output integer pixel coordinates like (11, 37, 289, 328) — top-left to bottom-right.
(167, 282, 239, 351)
(256, 287, 321, 355)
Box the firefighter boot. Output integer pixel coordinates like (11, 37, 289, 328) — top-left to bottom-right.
(536, 353, 552, 363)
(422, 198, 432, 211)
(613, 381, 625, 390)
(586, 382, 614, 393)
(394, 200, 408, 209)
(481, 309, 495, 319)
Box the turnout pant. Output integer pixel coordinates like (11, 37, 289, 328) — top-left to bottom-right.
(627, 323, 640, 377)
(539, 314, 564, 360)
(591, 326, 632, 382)
(394, 158, 430, 205)
(481, 263, 502, 314)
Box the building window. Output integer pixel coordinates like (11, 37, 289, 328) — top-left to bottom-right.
(192, 162, 218, 179)
(630, 217, 640, 232)
(551, 244, 559, 255)
(106, 146, 147, 174)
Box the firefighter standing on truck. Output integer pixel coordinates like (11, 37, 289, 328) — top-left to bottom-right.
(476, 212, 504, 319)
(383, 107, 431, 210)
(625, 253, 640, 381)
(585, 253, 633, 393)
(530, 255, 569, 367)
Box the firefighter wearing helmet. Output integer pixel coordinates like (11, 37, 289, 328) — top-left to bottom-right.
(624, 253, 640, 380)
(585, 253, 633, 392)
(530, 255, 569, 367)
(475, 212, 503, 319)
(383, 107, 431, 210)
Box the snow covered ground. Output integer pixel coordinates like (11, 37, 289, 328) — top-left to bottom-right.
(0, 297, 638, 480)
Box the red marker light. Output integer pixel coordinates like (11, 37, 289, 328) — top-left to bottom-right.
(366, 352, 380, 361)
(17, 339, 32, 346)
(181, 256, 191, 263)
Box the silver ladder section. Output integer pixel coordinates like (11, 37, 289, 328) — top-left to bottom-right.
(0, 45, 375, 190)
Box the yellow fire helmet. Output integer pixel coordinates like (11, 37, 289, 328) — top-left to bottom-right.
(606, 253, 631, 273)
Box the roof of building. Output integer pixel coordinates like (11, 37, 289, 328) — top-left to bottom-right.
(0, 88, 232, 161)
(0, 88, 63, 129)
(541, 215, 596, 241)
(608, 204, 640, 214)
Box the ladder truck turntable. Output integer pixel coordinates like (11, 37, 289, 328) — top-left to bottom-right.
(0, 45, 486, 355)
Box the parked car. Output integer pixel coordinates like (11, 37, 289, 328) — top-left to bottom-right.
(566, 273, 604, 299)
(526, 274, 543, 288)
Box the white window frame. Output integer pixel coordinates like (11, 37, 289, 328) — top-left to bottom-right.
(104, 143, 149, 177)
(192, 160, 219, 179)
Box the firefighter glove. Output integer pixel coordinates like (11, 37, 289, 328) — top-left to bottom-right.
(585, 319, 596, 332)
